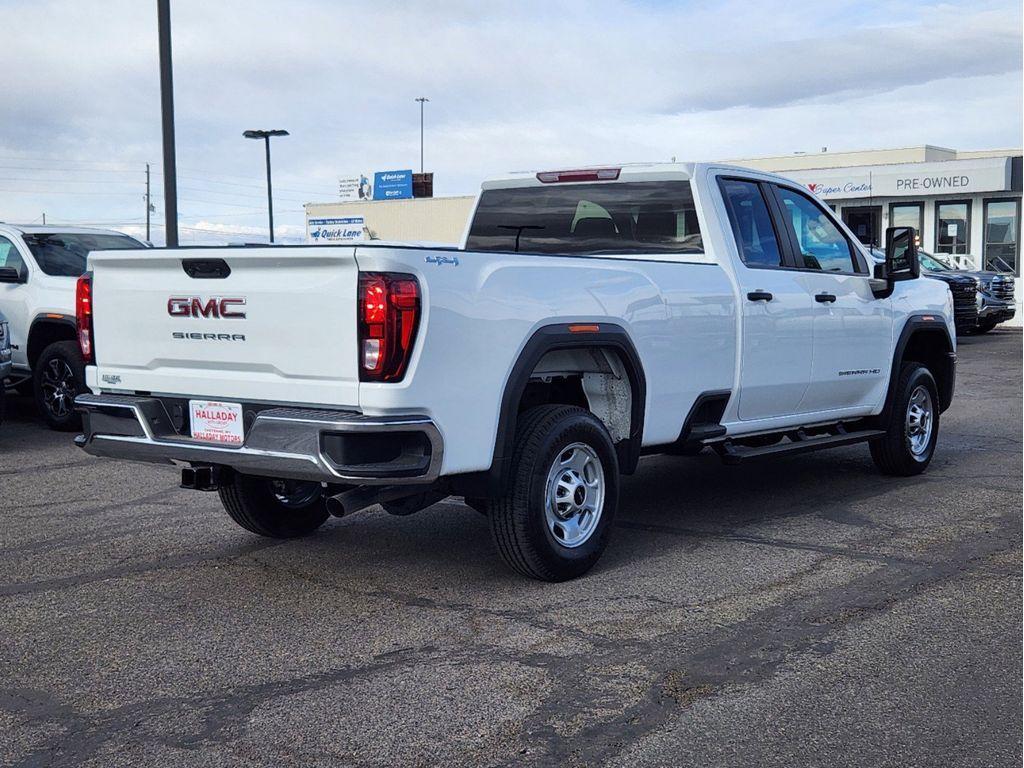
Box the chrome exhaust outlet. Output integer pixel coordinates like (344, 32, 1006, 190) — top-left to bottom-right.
(325, 484, 435, 517)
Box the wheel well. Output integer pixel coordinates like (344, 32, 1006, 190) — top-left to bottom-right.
(518, 347, 634, 445)
(28, 319, 76, 369)
(899, 327, 955, 411)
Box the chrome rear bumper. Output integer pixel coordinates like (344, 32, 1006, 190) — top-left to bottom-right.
(74, 393, 443, 485)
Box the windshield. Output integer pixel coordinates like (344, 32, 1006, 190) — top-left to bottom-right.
(23, 233, 144, 277)
(917, 250, 951, 271)
(466, 181, 703, 255)
(869, 246, 953, 273)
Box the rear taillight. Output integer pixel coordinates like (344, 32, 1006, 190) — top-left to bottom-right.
(358, 272, 420, 382)
(76, 273, 94, 363)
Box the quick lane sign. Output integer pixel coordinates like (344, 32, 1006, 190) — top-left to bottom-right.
(373, 169, 413, 200)
(792, 157, 1011, 200)
(307, 216, 366, 243)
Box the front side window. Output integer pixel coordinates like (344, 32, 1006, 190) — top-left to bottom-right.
(22, 232, 143, 277)
(776, 187, 859, 273)
(983, 199, 1019, 274)
(0, 236, 27, 279)
(718, 179, 783, 268)
(935, 201, 970, 255)
(465, 181, 702, 255)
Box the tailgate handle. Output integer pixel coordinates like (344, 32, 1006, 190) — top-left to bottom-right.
(182, 259, 231, 279)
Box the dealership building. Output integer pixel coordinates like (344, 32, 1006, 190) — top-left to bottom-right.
(734, 145, 1023, 275)
(306, 145, 1022, 279)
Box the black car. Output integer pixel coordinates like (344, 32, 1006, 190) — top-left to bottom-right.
(916, 250, 1016, 334)
(868, 247, 979, 334)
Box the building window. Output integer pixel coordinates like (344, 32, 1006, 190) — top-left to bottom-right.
(935, 200, 971, 255)
(890, 202, 923, 245)
(983, 198, 1020, 274)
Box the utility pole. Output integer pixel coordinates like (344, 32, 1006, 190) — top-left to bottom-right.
(415, 97, 429, 173)
(145, 163, 151, 241)
(157, 0, 179, 246)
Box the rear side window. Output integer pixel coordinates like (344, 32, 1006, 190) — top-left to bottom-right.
(465, 181, 703, 255)
(22, 233, 143, 277)
(719, 179, 784, 268)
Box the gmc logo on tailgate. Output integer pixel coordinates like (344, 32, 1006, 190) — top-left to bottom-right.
(168, 297, 247, 319)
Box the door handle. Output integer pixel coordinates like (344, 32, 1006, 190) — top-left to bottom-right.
(815, 292, 837, 303)
(746, 290, 773, 302)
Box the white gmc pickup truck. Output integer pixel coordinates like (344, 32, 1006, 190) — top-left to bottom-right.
(75, 163, 957, 581)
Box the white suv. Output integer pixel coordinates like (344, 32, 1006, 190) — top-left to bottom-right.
(0, 224, 146, 430)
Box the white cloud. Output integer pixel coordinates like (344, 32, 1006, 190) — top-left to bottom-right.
(0, 0, 1020, 243)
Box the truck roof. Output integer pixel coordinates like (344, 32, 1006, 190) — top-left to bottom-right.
(480, 161, 783, 190)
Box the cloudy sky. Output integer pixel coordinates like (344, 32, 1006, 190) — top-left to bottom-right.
(2, 0, 1021, 244)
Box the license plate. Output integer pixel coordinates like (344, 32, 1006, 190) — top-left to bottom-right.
(189, 400, 244, 446)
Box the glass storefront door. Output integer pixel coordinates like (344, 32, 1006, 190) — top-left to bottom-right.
(842, 206, 881, 247)
(890, 202, 923, 245)
(935, 201, 970, 255)
(983, 199, 1020, 274)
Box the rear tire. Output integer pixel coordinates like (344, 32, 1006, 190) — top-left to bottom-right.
(489, 405, 619, 582)
(870, 363, 939, 476)
(218, 473, 329, 538)
(33, 341, 85, 431)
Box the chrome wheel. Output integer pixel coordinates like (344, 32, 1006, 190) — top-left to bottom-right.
(40, 358, 77, 419)
(268, 479, 323, 509)
(905, 384, 934, 459)
(544, 442, 605, 548)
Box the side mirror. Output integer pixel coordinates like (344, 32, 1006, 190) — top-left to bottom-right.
(0, 266, 24, 284)
(885, 226, 919, 281)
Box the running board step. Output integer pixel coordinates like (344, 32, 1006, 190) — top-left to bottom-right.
(718, 429, 886, 465)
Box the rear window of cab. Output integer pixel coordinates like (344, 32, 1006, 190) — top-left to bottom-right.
(466, 181, 703, 256)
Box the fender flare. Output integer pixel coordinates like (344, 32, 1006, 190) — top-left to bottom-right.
(883, 314, 956, 416)
(27, 313, 77, 368)
(452, 323, 646, 497)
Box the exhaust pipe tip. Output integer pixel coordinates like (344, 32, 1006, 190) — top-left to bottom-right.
(325, 495, 346, 517)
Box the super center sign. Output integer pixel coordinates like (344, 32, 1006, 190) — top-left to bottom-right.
(789, 157, 1011, 200)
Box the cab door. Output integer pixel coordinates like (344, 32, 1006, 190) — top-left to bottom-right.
(769, 184, 892, 413)
(718, 178, 814, 420)
(0, 235, 31, 369)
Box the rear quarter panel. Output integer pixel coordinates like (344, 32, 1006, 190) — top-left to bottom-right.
(354, 246, 736, 475)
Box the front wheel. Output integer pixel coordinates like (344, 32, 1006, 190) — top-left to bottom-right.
(870, 363, 939, 476)
(34, 341, 86, 431)
(489, 405, 619, 581)
(218, 473, 329, 538)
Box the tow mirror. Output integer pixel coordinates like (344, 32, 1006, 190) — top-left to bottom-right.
(885, 226, 919, 281)
(0, 266, 24, 284)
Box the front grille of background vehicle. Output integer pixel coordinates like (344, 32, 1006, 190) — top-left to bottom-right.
(949, 283, 979, 327)
(990, 276, 1015, 301)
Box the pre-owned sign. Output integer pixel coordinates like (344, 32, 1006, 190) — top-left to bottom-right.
(791, 157, 1011, 200)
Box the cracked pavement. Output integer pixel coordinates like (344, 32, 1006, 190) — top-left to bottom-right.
(1, 330, 1020, 767)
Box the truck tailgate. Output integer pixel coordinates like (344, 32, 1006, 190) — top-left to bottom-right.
(87, 247, 360, 407)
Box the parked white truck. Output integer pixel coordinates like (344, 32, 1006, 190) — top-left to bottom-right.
(74, 163, 956, 580)
(0, 225, 146, 429)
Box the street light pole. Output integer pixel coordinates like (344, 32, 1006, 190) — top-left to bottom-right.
(157, 0, 178, 246)
(415, 97, 429, 174)
(243, 129, 289, 243)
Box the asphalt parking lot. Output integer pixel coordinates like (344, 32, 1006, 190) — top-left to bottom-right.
(1, 330, 1021, 768)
